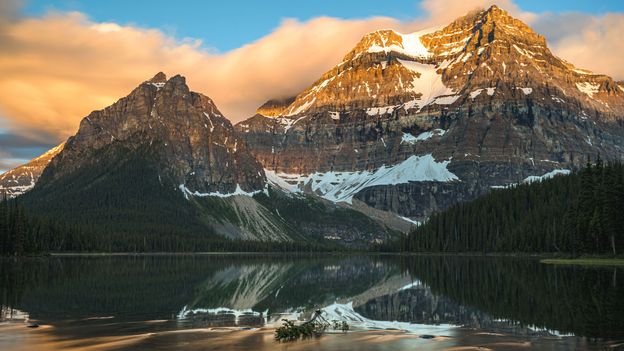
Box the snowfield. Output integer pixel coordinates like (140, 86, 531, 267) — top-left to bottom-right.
(265, 154, 459, 204)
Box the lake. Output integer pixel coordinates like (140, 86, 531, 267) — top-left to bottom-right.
(0, 254, 622, 350)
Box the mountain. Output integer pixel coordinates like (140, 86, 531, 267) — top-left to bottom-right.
(236, 5, 624, 222)
(42, 72, 265, 195)
(0, 142, 65, 198)
(14, 73, 394, 246)
(6, 5, 624, 247)
(256, 96, 296, 117)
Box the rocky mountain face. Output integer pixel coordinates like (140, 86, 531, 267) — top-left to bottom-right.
(0, 142, 64, 198)
(14, 73, 394, 245)
(42, 72, 264, 196)
(236, 5, 624, 221)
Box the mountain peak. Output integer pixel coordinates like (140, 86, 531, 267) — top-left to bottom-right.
(42, 73, 265, 196)
(257, 3, 624, 121)
(342, 28, 433, 63)
(420, 4, 546, 59)
(484, 4, 503, 16)
(148, 72, 167, 83)
(142, 73, 191, 97)
(162, 74, 189, 96)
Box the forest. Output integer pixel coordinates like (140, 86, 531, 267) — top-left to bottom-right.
(0, 196, 338, 255)
(390, 160, 624, 255)
(3, 160, 623, 255)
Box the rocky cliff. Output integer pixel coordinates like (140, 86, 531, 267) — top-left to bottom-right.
(41, 72, 265, 195)
(236, 5, 624, 221)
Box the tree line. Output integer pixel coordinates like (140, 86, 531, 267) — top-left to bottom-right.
(388, 160, 623, 255)
(2, 143, 345, 256)
(0, 195, 340, 256)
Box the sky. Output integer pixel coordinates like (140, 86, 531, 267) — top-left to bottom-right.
(0, 0, 623, 172)
(19, 0, 624, 52)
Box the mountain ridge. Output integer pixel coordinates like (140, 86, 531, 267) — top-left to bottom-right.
(235, 5, 624, 221)
(3, 5, 624, 241)
(13, 72, 397, 245)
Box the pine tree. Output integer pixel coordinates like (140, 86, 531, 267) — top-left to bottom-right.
(0, 192, 8, 254)
(11, 206, 25, 256)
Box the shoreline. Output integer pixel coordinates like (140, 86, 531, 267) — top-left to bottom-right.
(3, 252, 622, 264)
(1, 319, 618, 351)
(48, 251, 623, 258)
(540, 258, 624, 266)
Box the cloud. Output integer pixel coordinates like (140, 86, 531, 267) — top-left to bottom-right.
(0, 0, 621, 153)
(0, 11, 409, 142)
(0, 130, 55, 172)
(0, 158, 25, 173)
(418, 0, 536, 25)
(190, 16, 404, 123)
(534, 12, 624, 81)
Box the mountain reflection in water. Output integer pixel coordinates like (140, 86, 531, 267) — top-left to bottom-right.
(0, 254, 622, 350)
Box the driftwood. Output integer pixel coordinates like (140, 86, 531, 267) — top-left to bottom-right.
(302, 309, 329, 327)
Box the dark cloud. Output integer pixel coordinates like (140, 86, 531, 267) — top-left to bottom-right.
(0, 0, 22, 24)
(0, 130, 56, 171)
(0, 130, 56, 149)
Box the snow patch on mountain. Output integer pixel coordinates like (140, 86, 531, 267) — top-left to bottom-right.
(398, 216, 421, 227)
(367, 29, 434, 59)
(399, 279, 423, 291)
(366, 105, 398, 116)
(431, 95, 461, 105)
(284, 97, 316, 117)
(265, 170, 302, 194)
(576, 82, 600, 98)
(148, 82, 165, 90)
(517, 87, 533, 95)
(570, 68, 595, 75)
(265, 154, 458, 204)
(470, 89, 484, 99)
(398, 59, 455, 110)
(401, 129, 446, 144)
(523, 169, 571, 183)
(179, 184, 264, 199)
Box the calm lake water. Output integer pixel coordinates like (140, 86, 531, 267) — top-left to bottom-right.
(0, 254, 622, 350)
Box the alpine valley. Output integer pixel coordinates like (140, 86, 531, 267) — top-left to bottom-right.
(2, 6, 624, 249)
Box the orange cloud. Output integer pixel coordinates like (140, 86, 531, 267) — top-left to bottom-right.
(0, 0, 621, 147)
(419, 0, 536, 25)
(0, 11, 402, 142)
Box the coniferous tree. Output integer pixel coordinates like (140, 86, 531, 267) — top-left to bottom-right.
(0, 193, 8, 254)
(393, 161, 624, 255)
